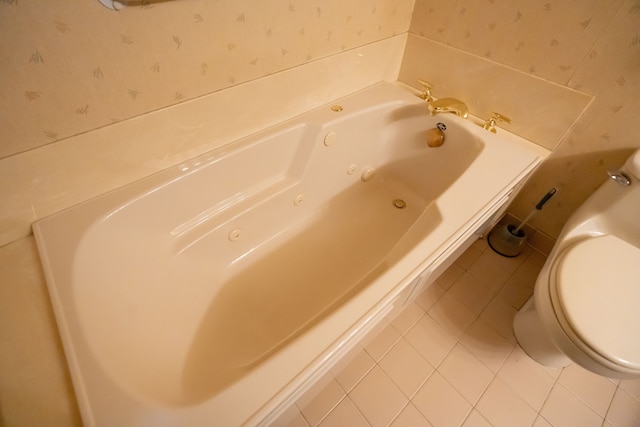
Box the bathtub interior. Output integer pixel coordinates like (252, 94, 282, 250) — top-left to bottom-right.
(32, 82, 546, 426)
(64, 99, 486, 407)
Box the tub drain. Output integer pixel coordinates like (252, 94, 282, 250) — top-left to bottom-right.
(392, 199, 407, 209)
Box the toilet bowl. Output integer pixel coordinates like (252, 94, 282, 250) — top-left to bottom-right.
(513, 148, 640, 379)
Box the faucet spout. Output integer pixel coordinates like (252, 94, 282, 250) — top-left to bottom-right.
(428, 97, 469, 119)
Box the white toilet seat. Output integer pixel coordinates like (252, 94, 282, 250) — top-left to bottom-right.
(548, 235, 640, 373)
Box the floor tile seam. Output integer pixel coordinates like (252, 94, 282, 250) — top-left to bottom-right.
(386, 399, 414, 426)
(376, 336, 436, 399)
(295, 391, 343, 427)
(557, 374, 628, 420)
(496, 345, 561, 412)
(396, 317, 446, 370)
(455, 351, 504, 411)
(385, 364, 435, 401)
(600, 382, 620, 425)
(390, 315, 420, 339)
(407, 389, 474, 427)
(618, 381, 640, 403)
(372, 330, 437, 396)
(536, 361, 563, 419)
(475, 289, 519, 344)
(467, 252, 530, 294)
(457, 336, 515, 375)
(390, 308, 426, 335)
(363, 327, 403, 363)
(444, 281, 498, 317)
(557, 374, 618, 420)
(340, 394, 375, 427)
(550, 381, 606, 424)
(432, 356, 499, 409)
(459, 407, 493, 427)
(484, 369, 540, 418)
(289, 405, 312, 427)
(425, 300, 482, 342)
(331, 356, 377, 395)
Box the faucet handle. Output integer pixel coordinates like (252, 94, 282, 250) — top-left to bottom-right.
(482, 111, 512, 133)
(416, 79, 434, 101)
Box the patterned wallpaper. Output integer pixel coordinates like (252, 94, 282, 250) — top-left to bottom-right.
(0, 0, 414, 158)
(410, 0, 640, 237)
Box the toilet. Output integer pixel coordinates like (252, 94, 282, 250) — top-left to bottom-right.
(513, 148, 640, 379)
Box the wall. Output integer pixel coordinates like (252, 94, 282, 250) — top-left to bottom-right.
(406, 0, 640, 238)
(0, 0, 413, 158)
(0, 1, 413, 425)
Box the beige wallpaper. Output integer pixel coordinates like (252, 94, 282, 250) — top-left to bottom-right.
(0, 0, 414, 158)
(409, 0, 640, 237)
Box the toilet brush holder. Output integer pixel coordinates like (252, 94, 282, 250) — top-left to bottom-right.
(488, 223, 527, 257)
(488, 188, 557, 257)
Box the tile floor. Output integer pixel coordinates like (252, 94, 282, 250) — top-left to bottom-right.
(270, 239, 640, 427)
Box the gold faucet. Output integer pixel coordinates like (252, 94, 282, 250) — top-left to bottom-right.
(482, 111, 512, 133)
(417, 79, 469, 119)
(428, 98, 469, 119)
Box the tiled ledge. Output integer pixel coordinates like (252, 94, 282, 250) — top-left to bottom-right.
(399, 34, 593, 152)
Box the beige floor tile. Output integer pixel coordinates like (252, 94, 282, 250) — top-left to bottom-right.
(435, 262, 465, 290)
(558, 363, 618, 417)
(460, 320, 515, 372)
(455, 240, 486, 269)
(330, 346, 375, 393)
(317, 398, 369, 427)
(532, 415, 553, 427)
(414, 282, 446, 312)
(296, 375, 345, 426)
(448, 272, 495, 315)
(412, 372, 472, 427)
(359, 316, 391, 349)
(438, 344, 494, 404)
(462, 410, 492, 427)
(479, 297, 518, 343)
(497, 346, 556, 410)
(620, 377, 640, 401)
(349, 365, 407, 427)
(605, 387, 640, 427)
(468, 248, 524, 292)
(541, 383, 603, 427)
(405, 312, 457, 367)
(270, 404, 310, 427)
(427, 292, 477, 339)
(391, 301, 425, 335)
(476, 377, 537, 427)
(497, 274, 534, 310)
(363, 323, 401, 361)
(379, 337, 434, 398)
(390, 403, 433, 427)
(510, 250, 546, 287)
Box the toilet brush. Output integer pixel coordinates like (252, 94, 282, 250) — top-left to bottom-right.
(488, 188, 557, 257)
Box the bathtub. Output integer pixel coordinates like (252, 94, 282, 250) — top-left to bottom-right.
(33, 82, 548, 426)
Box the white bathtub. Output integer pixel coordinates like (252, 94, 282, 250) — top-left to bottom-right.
(34, 82, 547, 426)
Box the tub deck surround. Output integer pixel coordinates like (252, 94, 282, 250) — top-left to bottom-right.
(33, 82, 548, 426)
